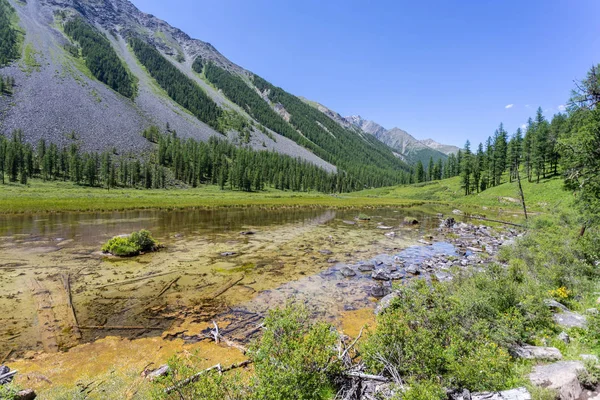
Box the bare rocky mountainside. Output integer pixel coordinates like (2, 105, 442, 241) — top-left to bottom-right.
(0, 0, 418, 178)
(345, 115, 458, 165)
(301, 98, 457, 165)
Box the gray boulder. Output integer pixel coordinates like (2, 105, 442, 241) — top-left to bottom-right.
(339, 267, 356, 277)
(371, 285, 392, 298)
(405, 264, 421, 275)
(375, 291, 400, 315)
(472, 387, 531, 400)
(530, 361, 585, 400)
(511, 345, 562, 361)
(372, 269, 391, 281)
(554, 311, 587, 329)
(358, 264, 375, 272)
(544, 299, 569, 312)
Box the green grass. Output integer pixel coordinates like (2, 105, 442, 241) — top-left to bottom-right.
(0, 175, 569, 215)
(0, 179, 431, 214)
(22, 42, 41, 73)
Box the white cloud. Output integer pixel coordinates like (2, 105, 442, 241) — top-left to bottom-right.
(505, 104, 514, 109)
(520, 124, 527, 130)
(558, 105, 566, 111)
(525, 104, 531, 108)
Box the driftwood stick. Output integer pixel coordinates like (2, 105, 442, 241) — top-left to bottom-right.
(467, 215, 525, 228)
(211, 321, 220, 344)
(1, 349, 13, 364)
(341, 327, 364, 361)
(0, 370, 18, 380)
(155, 276, 180, 299)
(164, 360, 252, 394)
(75, 325, 163, 330)
(209, 275, 244, 299)
(95, 271, 175, 289)
(344, 371, 389, 383)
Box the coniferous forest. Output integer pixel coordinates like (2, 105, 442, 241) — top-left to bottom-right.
(63, 18, 136, 98)
(129, 38, 223, 130)
(0, 0, 19, 66)
(0, 127, 363, 193)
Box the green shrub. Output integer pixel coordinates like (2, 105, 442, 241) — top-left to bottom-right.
(249, 303, 340, 400)
(399, 378, 446, 400)
(363, 279, 518, 392)
(151, 354, 246, 400)
(101, 229, 158, 256)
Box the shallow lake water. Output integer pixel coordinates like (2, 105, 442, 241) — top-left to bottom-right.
(0, 205, 455, 362)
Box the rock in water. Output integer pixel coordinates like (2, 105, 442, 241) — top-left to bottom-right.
(371, 285, 392, 298)
(530, 361, 585, 400)
(358, 264, 375, 272)
(510, 345, 562, 361)
(372, 269, 391, 281)
(339, 267, 356, 277)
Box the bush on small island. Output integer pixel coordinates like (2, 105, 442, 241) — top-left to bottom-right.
(101, 229, 159, 257)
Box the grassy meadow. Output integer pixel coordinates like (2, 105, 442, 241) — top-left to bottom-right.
(0, 175, 568, 215)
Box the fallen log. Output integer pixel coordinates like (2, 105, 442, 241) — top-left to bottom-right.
(62, 273, 82, 340)
(207, 275, 244, 299)
(94, 271, 175, 289)
(467, 215, 525, 228)
(344, 371, 389, 383)
(164, 360, 252, 394)
(75, 325, 163, 330)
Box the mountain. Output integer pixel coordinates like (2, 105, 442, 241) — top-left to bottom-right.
(343, 115, 451, 165)
(420, 139, 460, 156)
(0, 0, 414, 188)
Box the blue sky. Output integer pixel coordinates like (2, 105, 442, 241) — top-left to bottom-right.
(131, 0, 600, 147)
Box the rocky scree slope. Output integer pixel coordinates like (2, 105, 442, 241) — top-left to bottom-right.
(0, 0, 337, 171)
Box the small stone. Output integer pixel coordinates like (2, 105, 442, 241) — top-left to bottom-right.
(371, 285, 392, 298)
(375, 291, 400, 315)
(384, 231, 396, 238)
(15, 389, 37, 400)
(558, 331, 570, 344)
(327, 258, 338, 264)
(220, 251, 237, 257)
(340, 267, 356, 278)
(389, 272, 403, 280)
(452, 209, 464, 215)
(145, 364, 170, 381)
(239, 231, 255, 235)
(358, 264, 375, 272)
(586, 308, 599, 315)
(544, 299, 569, 312)
(405, 264, 420, 275)
(319, 249, 333, 255)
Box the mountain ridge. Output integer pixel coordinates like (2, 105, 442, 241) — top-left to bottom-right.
(0, 0, 416, 188)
